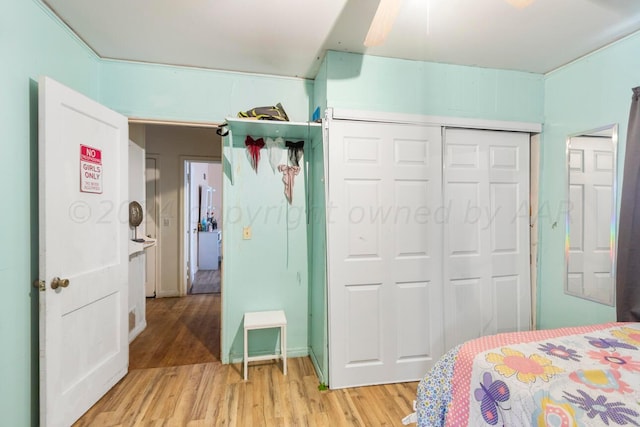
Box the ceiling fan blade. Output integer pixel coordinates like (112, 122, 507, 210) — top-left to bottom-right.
(364, 0, 402, 47)
(504, 0, 534, 8)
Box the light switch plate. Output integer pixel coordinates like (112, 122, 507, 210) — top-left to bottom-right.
(243, 226, 251, 240)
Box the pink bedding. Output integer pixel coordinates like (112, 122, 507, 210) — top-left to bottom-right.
(417, 322, 640, 426)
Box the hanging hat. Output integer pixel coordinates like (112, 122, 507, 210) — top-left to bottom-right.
(245, 136, 265, 172)
(285, 140, 304, 167)
(265, 137, 285, 173)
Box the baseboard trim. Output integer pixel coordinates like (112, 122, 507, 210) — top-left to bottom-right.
(309, 347, 326, 384)
(128, 320, 147, 343)
(156, 290, 180, 298)
(226, 347, 309, 364)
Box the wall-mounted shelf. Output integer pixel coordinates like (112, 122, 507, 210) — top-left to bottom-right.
(225, 118, 321, 144)
(222, 117, 323, 184)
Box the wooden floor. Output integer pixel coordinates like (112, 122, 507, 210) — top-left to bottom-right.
(190, 269, 222, 294)
(75, 295, 419, 426)
(129, 295, 220, 369)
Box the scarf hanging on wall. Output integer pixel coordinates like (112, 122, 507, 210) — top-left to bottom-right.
(244, 136, 265, 172)
(265, 137, 285, 173)
(285, 140, 304, 167)
(278, 164, 300, 205)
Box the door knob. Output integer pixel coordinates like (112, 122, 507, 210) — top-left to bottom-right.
(51, 277, 70, 290)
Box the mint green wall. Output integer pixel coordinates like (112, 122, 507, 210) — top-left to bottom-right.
(4, 1, 314, 422)
(307, 138, 328, 383)
(99, 61, 315, 365)
(313, 55, 328, 117)
(99, 60, 314, 123)
(222, 133, 309, 362)
(538, 33, 640, 328)
(324, 51, 544, 122)
(309, 57, 328, 383)
(98, 62, 315, 365)
(1, 1, 101, 425)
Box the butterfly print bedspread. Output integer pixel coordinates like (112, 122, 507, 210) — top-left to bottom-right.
(416, 323, 640, 426)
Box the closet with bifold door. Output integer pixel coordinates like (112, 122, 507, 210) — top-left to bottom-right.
(324, 118, 532, 389)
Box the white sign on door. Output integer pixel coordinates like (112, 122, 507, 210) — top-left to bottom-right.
(80, 144, 103, 193)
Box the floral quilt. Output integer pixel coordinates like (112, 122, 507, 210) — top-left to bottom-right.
(417, 323, 640, 426)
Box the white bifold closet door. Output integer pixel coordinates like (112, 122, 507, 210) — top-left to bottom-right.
(443, 128, 531, 350)
(326, 120, 444, 389)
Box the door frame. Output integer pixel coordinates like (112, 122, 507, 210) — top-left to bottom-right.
(178, 155, 221, 296)
(530, 133, 540, 328)
(330, 108, 542, 132)
(145, 153, 161, 298)
(127, 117, 222, 299)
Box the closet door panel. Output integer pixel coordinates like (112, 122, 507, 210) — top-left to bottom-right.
(344, 179, 382, 258)
(448, 278, 485, 345)
(390, 133, 441, 367)
(494, 275, 521, 333)
(344, 283, 382, 365)
(327, 120, 443, 389)
(395, 281, 431, 361)
(444, 128, 530, 350)
(446, 181, 486, 280)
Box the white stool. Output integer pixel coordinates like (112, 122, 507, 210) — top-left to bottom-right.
(243, 310, 287, 381)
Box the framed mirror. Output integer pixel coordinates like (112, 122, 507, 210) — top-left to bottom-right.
(565, 124, 618, 305)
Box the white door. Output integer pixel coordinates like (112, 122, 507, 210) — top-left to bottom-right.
(567, 137, 614, 304)
(327, 120, 444, 389)
(443, 128, 531, 350)
(145, 157, 159, 297)
(38, 76, 128, 426)
(188, 163, 197, 282)
(183, 162, 192, 292)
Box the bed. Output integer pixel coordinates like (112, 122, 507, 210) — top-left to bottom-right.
(414, 322, 640, 426)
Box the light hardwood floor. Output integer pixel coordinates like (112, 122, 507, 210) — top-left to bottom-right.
(75, 295, 419, 426)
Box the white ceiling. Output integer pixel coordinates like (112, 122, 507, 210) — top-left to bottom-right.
(43, 0, 640, 79)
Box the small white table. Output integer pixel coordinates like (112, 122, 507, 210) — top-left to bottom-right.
(243, 310, 287, 381)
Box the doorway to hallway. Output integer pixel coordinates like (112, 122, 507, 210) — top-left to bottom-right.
(137, 123, 223, 367)
(184, 160, 222, 296)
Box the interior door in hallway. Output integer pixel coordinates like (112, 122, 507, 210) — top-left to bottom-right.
(327, 120, 444, 389)
(38, 76, 129, 426)
(443, 128, 531, 350)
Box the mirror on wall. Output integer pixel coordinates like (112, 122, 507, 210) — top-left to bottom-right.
(565, 124, 618, 305)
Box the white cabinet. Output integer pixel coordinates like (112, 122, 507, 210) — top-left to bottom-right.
(198, 231, 220, 270)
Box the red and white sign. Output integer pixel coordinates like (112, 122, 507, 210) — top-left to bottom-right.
(80, 144, 103, 194)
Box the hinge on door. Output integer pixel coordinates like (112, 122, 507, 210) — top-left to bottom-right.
(33, 280, 46, 292)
